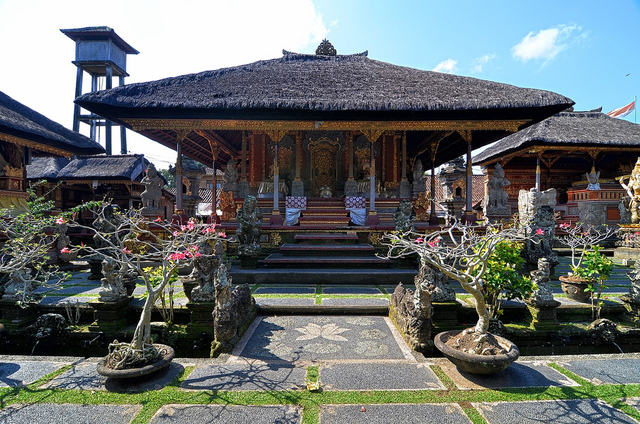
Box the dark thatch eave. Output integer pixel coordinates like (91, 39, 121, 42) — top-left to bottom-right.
(474, 111, 640, 166)
(26, 157, 71, 180)
(0, 91, 105, 156)
(27, 154, 149, 181)
(75, 53, 573, 122)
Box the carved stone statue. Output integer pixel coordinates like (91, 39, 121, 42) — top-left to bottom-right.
(625, 259, 640, 303)
(412, 159, 426, 196)
(585, 166, 601, 191)
(523, 205, 558, 265)
(190, 240, 218, 303)
(2, 268, 39, 302)
(222, 159, 239, 194)
(390, 282, 433, 352)
(393, 199, 416, 232)
(619, 157, 640, 224)
(485, 163, 510, 216)
(25, 313, 69, 348)
(416, 262, 456, 302)
(528, 258, 556, 304)
(619, 196, 633, 224)
(236, 195, 262, 256)
(92, 205, 121, 251)
(98, 258, 127, 302)
(211, 263, 256, 354)
(518, 187, 557, 226)
(140, 163, 164, 213)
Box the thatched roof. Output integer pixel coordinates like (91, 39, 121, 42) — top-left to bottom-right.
(76, 52, 572, 121)
(474, 111, 640, 165)
(74, 49, 573, 168)
(27, 154, 148, 181)
(0, 91, 105, 156)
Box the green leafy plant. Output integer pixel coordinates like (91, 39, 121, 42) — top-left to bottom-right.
(471, 239, 534, 320)
(574, 246, 614, 320)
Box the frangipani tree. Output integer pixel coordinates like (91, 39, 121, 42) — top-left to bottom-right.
(0, 196, 68, 305)
(66, 203, 226, 369)
(384, 221, 529, 335)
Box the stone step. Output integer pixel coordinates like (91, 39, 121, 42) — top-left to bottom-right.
(263, 253, 391, 267)
(298, 216, 352, 225)
(301, 209, 348, 216)
(279, 243, 374, 256)
(294, 233, 358, 241)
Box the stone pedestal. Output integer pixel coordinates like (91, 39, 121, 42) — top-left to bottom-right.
(88, 297, 132, 331)
(88, 259, 103, 280)
(0, 301, 37, 332)
(291, 180, 305, 197)
(365, 210, 380, 226)
(614, 247, 640, 262)
(484, 211, 511, 224)
(398, 180, 411, 199)
(239, 180, 251, 198)
(526, 299, 561, 329)
(186, 301, 215, 333)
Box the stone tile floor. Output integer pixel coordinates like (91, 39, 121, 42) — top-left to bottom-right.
(2, 257, 638, 423)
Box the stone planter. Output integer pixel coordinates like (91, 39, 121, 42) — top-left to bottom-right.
(96, 343, 175, 378)
(559, 275, 592, 303)
(434, 330, 520, 375)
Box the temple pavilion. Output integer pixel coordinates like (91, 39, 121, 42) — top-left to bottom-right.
(474, 109, 640, 225)
(0, 91, 104, 214)
(75, 40, 573, 230)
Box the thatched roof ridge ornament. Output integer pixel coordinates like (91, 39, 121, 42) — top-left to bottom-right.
(316, 39, 337, 56)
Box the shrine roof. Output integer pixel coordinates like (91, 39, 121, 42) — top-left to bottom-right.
(75, 51, 573, 122)
(0, 91, 105, 156)
(474, 110, 640, 165)
(27, 154, 148, 181)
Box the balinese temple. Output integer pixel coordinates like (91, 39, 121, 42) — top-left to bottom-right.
(0, 91, 105, 214)
(73, 40, 573, 281)
(75, 40, 572, 219)
(474, 109, 640, 225)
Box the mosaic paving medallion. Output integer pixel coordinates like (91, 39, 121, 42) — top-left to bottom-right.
(239, 316, 407, 361)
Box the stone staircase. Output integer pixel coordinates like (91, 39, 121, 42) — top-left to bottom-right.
(264, 231, 390, 268)
(297, 198, 352, 226)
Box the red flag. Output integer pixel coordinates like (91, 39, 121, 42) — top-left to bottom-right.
(607, 101, 635, 118)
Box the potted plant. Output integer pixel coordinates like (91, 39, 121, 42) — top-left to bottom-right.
(384, 221, 528, 374)
(556, 223, 615, 303)
(66, 203, 225, 378)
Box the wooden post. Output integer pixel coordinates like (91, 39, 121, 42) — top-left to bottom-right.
(119, 75, 127, 154)
(105, 65, 113, 155)
(536, 155, 541, 191)
(176, 137, 183, 212)
(73, 67, 83, 132)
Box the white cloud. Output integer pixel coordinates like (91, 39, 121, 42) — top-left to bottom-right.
(470, 53, 496, 73)
(433, 59, 458, 74)
(512, 24, 580, 63)
(0, 0, 329, 166)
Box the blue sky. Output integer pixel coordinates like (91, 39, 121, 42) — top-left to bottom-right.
(0, 0, 638, 167)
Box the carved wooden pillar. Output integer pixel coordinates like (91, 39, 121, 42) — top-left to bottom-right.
(536, 154, 541, 191)
(429, 141, 439, 225)
(344, 131, 357, 197)
(265, 130, 286, 225)
(399, 131, 411, 198)
(363, 130, 382, 226)
(175, 134, 184, 212)
(239, 131, 250, 198)
(291, 131, 304, 197)
(460, 131, 475, 224)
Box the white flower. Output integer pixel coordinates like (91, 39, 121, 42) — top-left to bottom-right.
(295, 323, 349, 341)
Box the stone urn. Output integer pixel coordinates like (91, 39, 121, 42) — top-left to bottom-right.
(434, 330, 520, 375)
(96, 344, 175, 378)
(559, 275, 592, 303)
